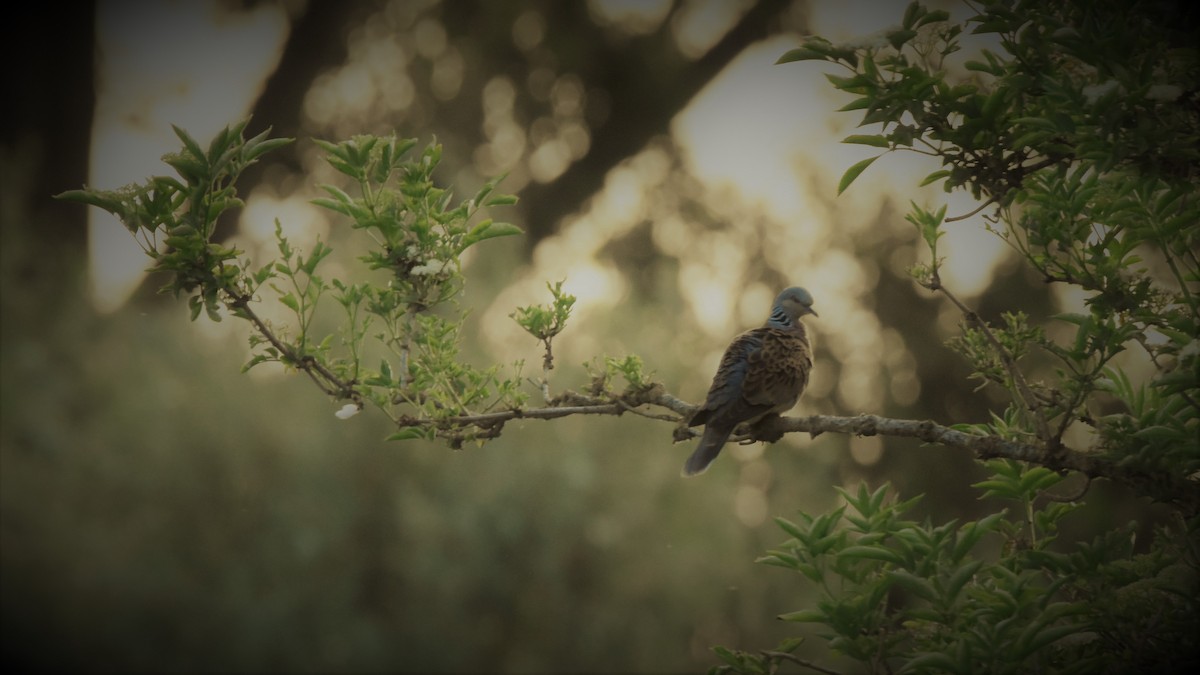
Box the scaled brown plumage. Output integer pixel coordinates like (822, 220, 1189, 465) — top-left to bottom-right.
(683, 287, 816, 476)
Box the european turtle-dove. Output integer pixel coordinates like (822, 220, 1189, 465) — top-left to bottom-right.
(683, 287, 816, 476)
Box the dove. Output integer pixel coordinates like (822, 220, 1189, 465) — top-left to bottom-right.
(683, 287, 816, 476)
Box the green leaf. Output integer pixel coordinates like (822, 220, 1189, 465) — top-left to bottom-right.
(916, 9, 950, 26)
(887, 28, 919, 49)
(885, 569, 938, 601)
(838, 545, 905, 565)
(778, 609, 826, 623)
(279, 293, 300, 313)
(837, 97, 872, 112)
(171, 124, 206, 163)
(776, 637, 805, 654)
(901, 1, 923, 30)
(943, 559, 985, 602)
(838, 155, 881, 195)
(777, 47, 829, 64)
(486, 194, 519, 206)
(774, 516, 807, 541)
(241, 354, 271, 373)
(1017, 621, 1091, 657)
(952, 511, 1005, 561)
(243, 136, 293, 163)
(919, 170, 951, 187)
(1018, 467, 1064, 493)
(1053, 312, 1089, 326)
(387, 428, 430, 441)
(460, 221, 523, 251)
(54, 189, 126, 216)
(843, 134, 890, 148)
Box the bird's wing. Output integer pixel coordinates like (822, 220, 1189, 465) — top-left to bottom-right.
(689, 329, 763, 428)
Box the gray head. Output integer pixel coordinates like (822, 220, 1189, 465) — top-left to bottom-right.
(767, 286, 818, 327)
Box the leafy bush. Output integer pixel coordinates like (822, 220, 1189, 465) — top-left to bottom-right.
(712, 1, 1198, 671)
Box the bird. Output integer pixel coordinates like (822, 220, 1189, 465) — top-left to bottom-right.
(683, 286, 817, 476)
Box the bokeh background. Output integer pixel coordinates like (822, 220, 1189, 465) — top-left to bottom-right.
(1, 0, 1168, 671)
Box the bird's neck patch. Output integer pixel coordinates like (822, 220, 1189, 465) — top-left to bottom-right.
(768, 307, 792, 328)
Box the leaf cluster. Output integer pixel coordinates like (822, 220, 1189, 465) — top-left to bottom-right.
(783, 0, 1198, 475)
(59, 121, 291, 320)
(56, 121, 570, 446)
(714, 476, 1199, 674)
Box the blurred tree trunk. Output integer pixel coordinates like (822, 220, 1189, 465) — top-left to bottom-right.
(125, 2, 364, 308)
(227, 2, 367, 222)
(0, 3, 96, 326)
(127, 0, 798, 307)
(0, 4, 96, 667)
(516, 0, 791, 245)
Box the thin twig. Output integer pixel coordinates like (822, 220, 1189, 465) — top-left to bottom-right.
(944, 194, 998, 222)
(761, 651, 844, 675)
(229, 293, 356, 399)
(929, 277, 1054, 447)
(541, 337, 553, 404)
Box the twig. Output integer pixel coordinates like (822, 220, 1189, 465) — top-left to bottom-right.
(929, 276, 1054, 447)
(229, 293, 357, 399)
(761, 650, 844, 675)
(944, 194, 998, 223)
(541, 337, 554, 404)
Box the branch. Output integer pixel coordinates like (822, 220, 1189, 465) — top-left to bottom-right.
(944, 194, 998, 223)
(229, 292, 358, 401)
(393, 386, 1200, 513)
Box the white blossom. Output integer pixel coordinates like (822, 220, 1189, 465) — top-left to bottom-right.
(410, 259, 452, 276)
(335, 403, 361, 420)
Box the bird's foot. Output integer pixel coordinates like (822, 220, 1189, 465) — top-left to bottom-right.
(748, 413, 786, 443)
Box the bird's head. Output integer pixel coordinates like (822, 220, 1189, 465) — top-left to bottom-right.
(769, 286, 818, 326)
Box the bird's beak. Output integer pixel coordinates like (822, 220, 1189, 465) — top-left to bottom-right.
(808, 307, 819, 318)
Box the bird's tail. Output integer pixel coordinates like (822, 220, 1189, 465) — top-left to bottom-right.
(682, 425, 732, 476)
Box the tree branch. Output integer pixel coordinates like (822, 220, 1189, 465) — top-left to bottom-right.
(393, 385, 1200, 513)
(228, 292, 358, 401)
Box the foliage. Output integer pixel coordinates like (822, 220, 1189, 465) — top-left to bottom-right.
(59, 121, 538, 447)
(714, 478, 1198, 675)
(779, 0, 1198, 500)
(511, 280, 577, 400)
(708, 0, 1200, 670)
